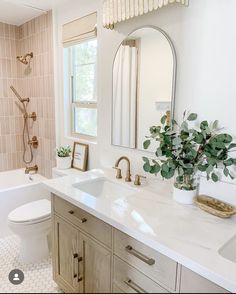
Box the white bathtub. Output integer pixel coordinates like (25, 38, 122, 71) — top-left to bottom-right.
(0, 169, 50, 237)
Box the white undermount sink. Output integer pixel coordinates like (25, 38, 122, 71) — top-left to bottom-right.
(73, 177, 136, 198)
(219, 235, 236, 263)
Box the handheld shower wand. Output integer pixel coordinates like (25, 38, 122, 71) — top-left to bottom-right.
(10, 86, 30, 103)
(10, 85, 34, 165)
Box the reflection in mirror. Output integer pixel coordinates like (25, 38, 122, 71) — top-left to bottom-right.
(112, 27, 176, 151)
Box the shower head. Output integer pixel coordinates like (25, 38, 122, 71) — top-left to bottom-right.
(17, 52, 33, 65)
(10, 86, 30, 103)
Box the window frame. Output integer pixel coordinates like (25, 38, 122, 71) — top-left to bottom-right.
(67, 37, 98, 139)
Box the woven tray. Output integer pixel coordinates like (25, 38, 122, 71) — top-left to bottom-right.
(195, 195, 236, 218)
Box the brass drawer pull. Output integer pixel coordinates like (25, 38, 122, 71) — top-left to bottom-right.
(124, 279, 147, 293)
(125, 245, 155, 266)
(68, 211, 87, 223)
(77, 256, 83, 283)
(72, 253, 78, 279)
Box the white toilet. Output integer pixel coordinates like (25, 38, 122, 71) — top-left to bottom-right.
(8, 199, 51, 263)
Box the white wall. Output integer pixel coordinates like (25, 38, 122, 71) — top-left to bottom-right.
(53, 0, 236, 182)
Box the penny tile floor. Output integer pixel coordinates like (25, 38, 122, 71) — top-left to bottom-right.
(0, 235, 61, 293)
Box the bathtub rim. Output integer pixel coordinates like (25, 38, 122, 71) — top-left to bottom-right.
(0, 168, 47, 193)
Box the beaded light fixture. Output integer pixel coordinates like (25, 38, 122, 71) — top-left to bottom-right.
(103, 0, 189, 29)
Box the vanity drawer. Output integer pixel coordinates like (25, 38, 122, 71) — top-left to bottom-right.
(114, 229, 177, 291)
(114, 256, 168, 293)
(53, 195, 112, 248)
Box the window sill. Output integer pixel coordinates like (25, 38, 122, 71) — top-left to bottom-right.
(65, 135, 97, 145)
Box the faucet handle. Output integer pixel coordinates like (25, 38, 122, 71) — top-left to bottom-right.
(134, 174, 147, 186)
(113, 167, 122, 179)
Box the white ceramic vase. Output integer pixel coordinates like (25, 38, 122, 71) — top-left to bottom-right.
(56, 156, 71, 170)
(173, 187, 197, 205)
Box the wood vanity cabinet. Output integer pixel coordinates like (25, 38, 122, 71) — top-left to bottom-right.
(51, 194, 230, 294)
(52, 195, 112, 293)
(53, 216, 81, 293)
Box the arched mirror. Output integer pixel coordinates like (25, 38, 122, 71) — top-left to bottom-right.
(112, 27, 176, 151)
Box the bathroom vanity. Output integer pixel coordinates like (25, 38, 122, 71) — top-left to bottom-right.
(44, 169, 236, 293)
(51, 195, 229, 293)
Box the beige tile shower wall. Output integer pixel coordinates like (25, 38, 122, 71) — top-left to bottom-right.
(0, 12, 55, 177)
(17, 11, 55, 178)
(0, 22, 24, 172)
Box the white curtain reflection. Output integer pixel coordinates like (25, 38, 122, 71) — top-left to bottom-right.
(112, 43, 138, 148)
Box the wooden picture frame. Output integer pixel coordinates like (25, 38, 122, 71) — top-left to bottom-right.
(71, 142, 89, 171)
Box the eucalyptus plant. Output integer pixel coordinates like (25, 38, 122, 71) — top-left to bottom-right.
(57, 146, 72, 158)
(143, 112, 236, 191)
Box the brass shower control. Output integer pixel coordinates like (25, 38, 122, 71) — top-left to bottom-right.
(29, 112, 37, 121)
(28, 136, 39, 149)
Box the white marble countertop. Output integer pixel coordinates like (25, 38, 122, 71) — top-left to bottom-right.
(43, 169, 236, 292)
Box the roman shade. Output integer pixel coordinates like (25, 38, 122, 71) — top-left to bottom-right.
(63, 12, 97, 47)
(103, 0, 189, 29)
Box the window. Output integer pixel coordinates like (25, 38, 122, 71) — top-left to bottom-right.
(65, 38, 97, 138)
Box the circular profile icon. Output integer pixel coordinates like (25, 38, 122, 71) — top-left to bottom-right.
(9, 269, 24, 285)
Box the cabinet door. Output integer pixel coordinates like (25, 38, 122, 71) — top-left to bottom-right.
(180, 267, 230, 293)
(52, 216, 82, 293)
(80, 234, 112, 293)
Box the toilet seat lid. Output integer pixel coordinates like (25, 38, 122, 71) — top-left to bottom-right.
(8, 199, 51, 224)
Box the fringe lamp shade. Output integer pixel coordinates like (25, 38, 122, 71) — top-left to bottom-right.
(103, 0, 189, 29)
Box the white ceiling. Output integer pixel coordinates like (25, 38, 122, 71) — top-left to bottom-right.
(0, 0, 68, 26)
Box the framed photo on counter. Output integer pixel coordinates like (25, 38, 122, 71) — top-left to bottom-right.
(71, 142, 89, 171)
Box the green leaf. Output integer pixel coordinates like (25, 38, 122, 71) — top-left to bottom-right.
(194, 133, 204, 144)
(229, 173, 235, 180)
(178, 167, 184, 176)
(161, 115, 167, 125)
(198, 164, 208, 172)
(150, 164, 161, 174)
(205, 127, 211, 135)
(216, 134, 233, 144)
(143, 140, 151, 150)
(228, 143, 236, 150)
(224, 168, 229, 177)
(150, 126, 161, 136)
(206, 165, 214, 174)
(212, 120, 219, 130)
(187, 113, 198, 121)
(172, 137, 182, 146)
(143, 162, 151, 173)
(162, 163, 169, 173)
(161, 168, 175, 179)
(200, 121, 209, 130)
(207, 158, 217, 166)
(213, 141, 225, 149)
(142, 157, 149, 163)
(156, 147, 162, 157)
(224, 159, 234, 167)
(181, 121, 189, 132)
(211, 173, 219, 182)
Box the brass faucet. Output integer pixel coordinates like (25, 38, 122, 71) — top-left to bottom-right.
(134, 174, 147, 186)
(113, 156, 132, 182)
(25, 165, 38, 174)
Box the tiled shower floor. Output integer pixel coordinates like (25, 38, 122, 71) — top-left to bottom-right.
(0, 235, 61, 293)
